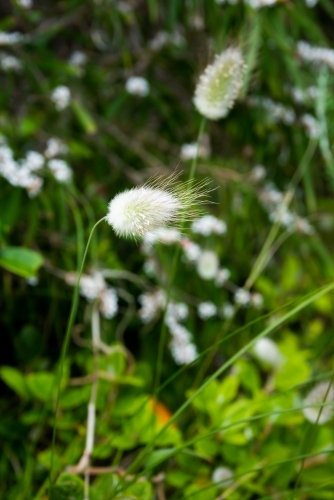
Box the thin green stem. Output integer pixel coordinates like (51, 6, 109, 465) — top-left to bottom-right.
(49, 217, 105, 485)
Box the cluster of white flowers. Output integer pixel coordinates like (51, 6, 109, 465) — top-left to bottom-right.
(0, 54, 22, 72)
(149, 30, 185, 51)
(0, 31, 28, 45)
(66, 271, 118, 319)
(166, 302, 198, 365)
(125, 76, 150, 97)
(0, 136, 72, 196)
(191, 214, 227, 236)
(302, 381, 334, 424)
(258, 183, 314, 234)
(297, 41, 334, 70)
(194, 47, 246, 120)
(51, 86, 71, 111)
(253, 338, 282, 368)
(248, 96, 295, 125)
(285, 85, 319, 105)
(180, 142, 210, 161)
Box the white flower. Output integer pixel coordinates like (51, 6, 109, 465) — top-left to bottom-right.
(250, 164, 266, 182)
(24, 151, 44, 171)
(245, 0, 278, 8)
(51, 86, 71, 111)
(215, 268, 231, 286)
(197, 301, 217, 319)
(251, 292, 263, 309)
(304, 0, 318, 6)
(212, 466, 234, 488)
(138, 290, 166, 323)
(69, 50, 87, 67)
(234, 288, 251, 306)
(0, 54, 22, 72)
(45, 138, 68, 158)
(253, 338, 282, 367)
(143, 227, 181, 245)
(17, 0, 33, 7)
(221, 302, 234, 319)
(302, 381, 334, 424)
(300, 114, 321, 139)
(194, 47, 246, 120)
(191, 214, 227, 236)
(196, 250, 219, 280)
(106, 173, 210, 239)
(180, 142, 209, 161)
(125, 76, 150, 97)
(100, 288, 118, 319)
(181, 239, 202, 262)
(26, 175, 43, 197)
(48, 159, 72, 182)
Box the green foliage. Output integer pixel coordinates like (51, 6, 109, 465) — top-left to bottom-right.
(1, 1, 334, 499)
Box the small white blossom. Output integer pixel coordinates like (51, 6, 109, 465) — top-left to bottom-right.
(212, 466, 234, 488)
(251, 292, 263, 309)
(48, 159, 72, 182)
(194, 47, 246, 120)
(17, 0, 33, 7)
(0, 54, 22, 72)
(181, 239, 202, 262)
(197, 301, 217, 319)
(51, 86, 71, 111)
(138, 290, 166, 323)
(45, 138, 68, 158)
(303, 381, 334, 424)
(196, 250, 219, 280)
(234, 288, 251, 306)
(253, 338, 282, 367)
(248, 96, 295, 125)
(125, 76, 150, 97)
(215, 268, 231, 287)
(221, 302, 234, 319)
(69, 50, 87, 67)
(191, 214, 227, 236)
(180, 142, 209, 161)
(24, 151, 44, 171)
(300, 114, 321, 139)
(26, 175, 43, 197)
(0, 31, 27, 45)
(100, 288, 118, 319)
(250, 165, 266, 182)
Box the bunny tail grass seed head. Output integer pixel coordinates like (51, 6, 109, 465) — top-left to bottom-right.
(194, 47, 246, 120)
(106, 172, 211, 239)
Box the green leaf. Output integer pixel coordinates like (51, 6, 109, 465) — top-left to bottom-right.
(0, 247, 43, 278)
(71, 100, 97, 135)
(145, 448, 175, 469)
(49, 473, 84, 500)
(26, 372, 55, 401)
(0, 366, 30, 399)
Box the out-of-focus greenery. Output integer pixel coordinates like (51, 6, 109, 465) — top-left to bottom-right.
(1, 0, 334, 499)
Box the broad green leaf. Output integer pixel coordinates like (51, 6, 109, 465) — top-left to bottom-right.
(0, 366, 30, 399)
(26, 372, 55, 401)
(0, 247, 43, 278)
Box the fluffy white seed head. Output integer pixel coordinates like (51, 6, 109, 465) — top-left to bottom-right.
(106, 173, 211, 239)
(194, 47, 246, 120)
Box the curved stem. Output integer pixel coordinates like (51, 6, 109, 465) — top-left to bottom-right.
(49, 217, 105, 485)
